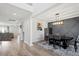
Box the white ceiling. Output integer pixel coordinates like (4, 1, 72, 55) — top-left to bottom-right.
(33, 3, 79, 22)
(0, 3, 61, 25)
(0, 3, 31, 25)
(32, 3, 59, 16)
(0, 3, 79, 25)
(10, 3, 33, 12)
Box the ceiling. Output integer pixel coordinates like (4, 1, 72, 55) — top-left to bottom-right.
(0, 3, 60, 25)
(32, 3, 59, 16)
(33, 3, 79, 22)
(0, 3, 31, 25)
(1, 3, 79, 25)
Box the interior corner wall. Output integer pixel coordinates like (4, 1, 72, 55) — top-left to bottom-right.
(23, 18, 32, 46)
(23, 17, 48, 45)
(32, 18, 48, 43)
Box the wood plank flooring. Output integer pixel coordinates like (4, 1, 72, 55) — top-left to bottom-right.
(0, 38, 59, 56)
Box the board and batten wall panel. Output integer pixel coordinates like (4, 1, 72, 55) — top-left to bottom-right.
(32, 18, 48, 43)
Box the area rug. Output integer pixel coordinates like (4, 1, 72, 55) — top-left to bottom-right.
(36, 41, 79, 56)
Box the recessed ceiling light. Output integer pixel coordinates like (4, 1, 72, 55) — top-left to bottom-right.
(13, 13, 16, 15)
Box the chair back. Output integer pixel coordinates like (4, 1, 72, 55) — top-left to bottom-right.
(77, 35, 79, 42)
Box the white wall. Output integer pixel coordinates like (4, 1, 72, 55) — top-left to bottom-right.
(32, 18, 48, 43)
(22, 17, 48, 45)
(23, 17, 32, 46)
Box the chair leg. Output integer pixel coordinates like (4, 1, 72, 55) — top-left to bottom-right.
(74, 41, 77, 52)
(74, 45, 77, 52)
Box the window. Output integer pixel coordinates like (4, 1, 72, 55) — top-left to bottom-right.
(0, 26, 8, 33)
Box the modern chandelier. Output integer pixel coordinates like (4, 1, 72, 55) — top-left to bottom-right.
(52, 13, 63, 25)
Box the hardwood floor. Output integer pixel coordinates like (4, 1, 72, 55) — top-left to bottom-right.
(0, 38, 59, 56)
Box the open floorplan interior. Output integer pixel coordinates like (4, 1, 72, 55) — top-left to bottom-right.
(0, 3, 79, 56)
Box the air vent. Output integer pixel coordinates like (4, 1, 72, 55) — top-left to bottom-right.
(27, 3, 32, 6)
(8, 19, 16, 21)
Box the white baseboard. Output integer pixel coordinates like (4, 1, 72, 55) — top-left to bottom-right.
(24, 40, 33, 47)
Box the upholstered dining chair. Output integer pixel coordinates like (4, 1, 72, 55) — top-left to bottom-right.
(75, 35, 79, 52)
